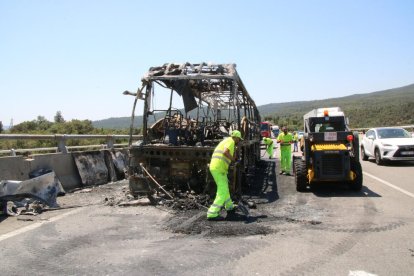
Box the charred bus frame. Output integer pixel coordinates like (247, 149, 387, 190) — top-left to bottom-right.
(126, 63, 261, 199)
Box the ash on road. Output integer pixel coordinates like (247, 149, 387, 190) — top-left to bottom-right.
(54, 159, 322, 238)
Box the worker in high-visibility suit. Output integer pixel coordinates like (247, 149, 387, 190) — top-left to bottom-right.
(292, 131, 298, 152)
(262, 137, 274, 159)
(207, 130, 242, 220)
(277, 126, 294, 175)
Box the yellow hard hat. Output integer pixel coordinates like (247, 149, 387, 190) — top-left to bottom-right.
(231, 130, 243, 140)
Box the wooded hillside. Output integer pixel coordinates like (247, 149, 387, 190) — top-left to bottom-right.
(260, 83, 414, 129)
(93, 83, 414, 130)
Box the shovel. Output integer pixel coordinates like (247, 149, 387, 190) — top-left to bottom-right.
(236, 199, 250, 218)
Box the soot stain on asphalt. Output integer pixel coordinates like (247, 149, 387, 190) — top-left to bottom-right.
(163, 161, 279, 237)
(165, 210, 274, 237)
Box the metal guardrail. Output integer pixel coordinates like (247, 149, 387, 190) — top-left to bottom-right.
(0, 134, 143, 156)
(2, 125, 413, 156)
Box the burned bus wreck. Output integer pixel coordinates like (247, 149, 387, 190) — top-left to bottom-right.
(126, 63, 261, 199)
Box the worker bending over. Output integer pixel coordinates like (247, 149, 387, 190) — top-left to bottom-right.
(262, 137, 274, 159)
(207, 130, 242, 221)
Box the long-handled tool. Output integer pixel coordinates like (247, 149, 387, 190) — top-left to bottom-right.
(236, 199, 250, 218)
(140, 163, 174, 199)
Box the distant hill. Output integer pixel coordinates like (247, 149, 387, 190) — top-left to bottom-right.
(93, 117, 135, 130)
(93, 83, 414, 130)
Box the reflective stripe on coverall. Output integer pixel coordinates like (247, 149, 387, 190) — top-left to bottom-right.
(207, 137, 235, 218)
(277, 132, 293, 173)
(263, 137, 274, 157)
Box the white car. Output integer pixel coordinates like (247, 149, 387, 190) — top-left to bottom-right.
(361, 127, 414, 165)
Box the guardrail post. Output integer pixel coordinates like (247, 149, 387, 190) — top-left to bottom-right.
(106, 135, 114, 149)
(56, 135, 68, 154)
(10, 148, 16, 156)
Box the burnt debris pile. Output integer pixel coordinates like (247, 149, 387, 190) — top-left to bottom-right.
(151, 191, 211, 211)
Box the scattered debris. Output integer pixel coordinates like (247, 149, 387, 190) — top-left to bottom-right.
(5, 201, 21, 216)
(118, 198, 151, 207)
(150, 191, 210, 211)
(247, 200, 257, 209)
(0, 171, 64, 216)
(73, 188, 93, 194)
(17, 218, 34, 221)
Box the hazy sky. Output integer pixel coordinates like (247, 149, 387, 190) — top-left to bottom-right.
(1, 0, 413, 125)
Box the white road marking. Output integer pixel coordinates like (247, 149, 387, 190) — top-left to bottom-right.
(363, 172, 414, 199)
(349, 270, 377, 276)
(0, 207, 83, 242)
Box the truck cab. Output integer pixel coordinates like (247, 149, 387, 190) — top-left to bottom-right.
(260, 122, 272, 138)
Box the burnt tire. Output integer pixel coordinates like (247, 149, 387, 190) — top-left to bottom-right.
(292, 156, 299, 175)
(361, 146, 368, 161)
(349, 161, 363, 191)
(294, 159, 307, 192)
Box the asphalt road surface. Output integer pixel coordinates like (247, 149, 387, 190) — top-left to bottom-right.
(1, 148, 414, 276)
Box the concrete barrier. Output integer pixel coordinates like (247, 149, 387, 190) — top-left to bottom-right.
(27, 153, 81, 191)
(0, 156, 31, 180)
(0, 149, 127, 192)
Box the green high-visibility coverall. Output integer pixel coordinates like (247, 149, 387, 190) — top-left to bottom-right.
(207, 137, 235, 218)
(293, 133, 298, 152)
(277, 132, 293, 173)
(262, 137, 274, 158)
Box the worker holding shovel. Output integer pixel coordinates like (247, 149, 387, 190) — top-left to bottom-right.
(262, 137, 274, 159)
(206, 130, 242, 221)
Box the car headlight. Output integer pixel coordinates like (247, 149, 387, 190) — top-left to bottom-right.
(380, 142, 397, 149)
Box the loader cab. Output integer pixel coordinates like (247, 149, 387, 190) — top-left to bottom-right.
(310, 117, 347, 133)
(303, 107, 349, 134)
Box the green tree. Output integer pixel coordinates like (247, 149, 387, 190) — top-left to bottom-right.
(11, 120, 38, 132)
(35, 116, 53, 131)
(0, 121, 3, 133)
(54, 111, 65, 123)
(65, 119, 95, 134)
